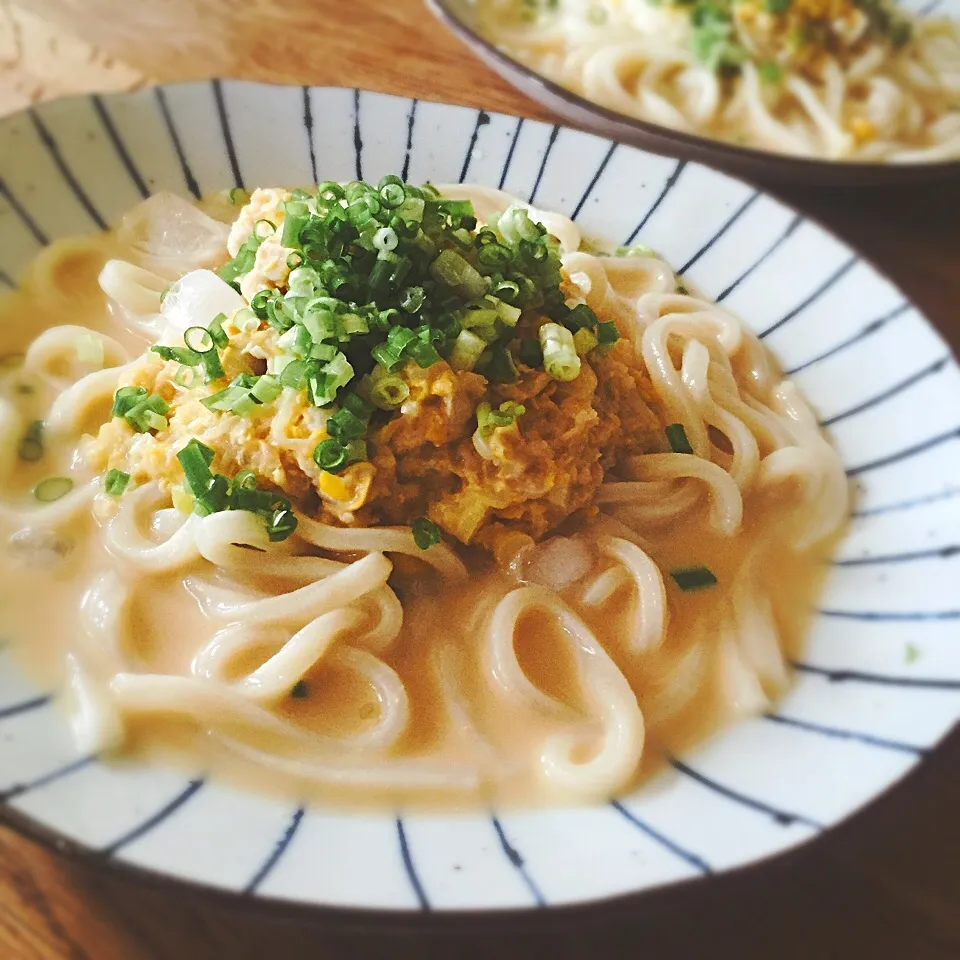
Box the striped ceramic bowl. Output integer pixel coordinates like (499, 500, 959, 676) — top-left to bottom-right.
(0, 82, 958, 916)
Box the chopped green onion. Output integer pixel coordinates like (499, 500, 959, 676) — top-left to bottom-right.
(342, 439, 368, 465)
(208, 314, 230, 349)
(254, 218, 276, 239)
(152, 344, 203, 366)
(281, 201, 310, 248)
(412, 517, 441, 550)
(177, 438, 215, 497)
(279, 359, 309, 389)
(400, 286, 425, 313)
(666, 423, 694, 455)
(313, 438, 348, 474)
(430, 249, 487, 299)
(234, 307, 260, 333)
(123, 393, 170, 434)
(765, 0, 791, 12)
(200, 349, 225, 383)
(373, 226, 399, 253)
(573, 328, 598, 356)
(111, 385, 148, 418)
(476, 400, 526, 438)
(233, 469, 258, 491)
(184, 327, 215, 354)
(518, 339, 543, 368)
(291, 680, 309, 699)
(596, 320, 620, 346)
(539, 322, 581, 382)
(327, 407, 367, 444)
(448, 329, 488, 372)
(0, 352, 25, 369)
(103, 469, 131, 497)
(17, 420, 44, 463)
(174, 365, 201, 389)
(266, 507, 298, 542)
(34, 476, 74, 503)
(562, 303, 598, 332)
(485, 345, 518, 383)
(670, 566, 718, 591)
(888, 19, 912, 47)
(229, 187, 249, 206)
(250, 375, 282, 405)
(368, 374, 410, 410)
(758, 61, 783, 84)
(171, 484, 194, 514)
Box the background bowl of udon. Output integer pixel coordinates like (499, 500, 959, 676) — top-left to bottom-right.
(428, 0, 960, 187)
(2, 81, 960, 920)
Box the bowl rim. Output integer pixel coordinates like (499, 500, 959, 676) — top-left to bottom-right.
(426, 0, 960, 181)
(0, 77, 958, 925)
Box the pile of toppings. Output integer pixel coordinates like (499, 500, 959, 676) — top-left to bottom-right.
(90, 178, 636, 550)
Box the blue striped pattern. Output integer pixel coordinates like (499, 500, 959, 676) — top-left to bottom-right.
(0, 755, 97, 804)
(669, 759, 824, 830)
(244, 806, 305, 895)
(460, 110, 491, 183)
(101, 780, 206, 856)
(396, 818, 430, 909)
(821, 355, 952, 427)
(1, 82, 959, 913)
(611, 801, 713, 873)
(763, 714, 927, 756)
(624, 159, 686, 243)
(717, 215, 802, 301)
(491, 816, 546, 906)
(0, 694, 51, 721)
(27, 109, 108, 230)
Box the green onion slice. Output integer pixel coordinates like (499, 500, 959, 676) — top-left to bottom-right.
(34, 476, 74, 503)
(17, 420, 44, 463)
(103, 469, 131, 497)
(313, 438, 347, 474)
(412, 517, 441, 550)
(666, 423, 694, 455)
(670, 566, 718, 591)
(184, 327, 215, 354)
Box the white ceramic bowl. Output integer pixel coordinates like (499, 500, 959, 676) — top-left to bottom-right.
(1, 82, 959, 916)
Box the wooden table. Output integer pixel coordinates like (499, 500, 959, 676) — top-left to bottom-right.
(2, 1, 959, 956)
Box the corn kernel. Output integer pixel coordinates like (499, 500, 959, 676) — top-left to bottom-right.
(850, 117, 877, 142)
(319, 470, 351, 501)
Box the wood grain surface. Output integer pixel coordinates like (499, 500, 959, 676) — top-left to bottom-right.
(1, 1, 959, 957)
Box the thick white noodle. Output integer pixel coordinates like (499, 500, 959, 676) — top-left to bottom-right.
(46, 361, 138, 437)
(214, 735, 482, 793)
(487, 585, 644, 800)
(583, 536, 667, 655)
(186, 551, 392, 625)
(23, 325, 129, 390)
(626, 453, 744, 537)
(0, 478, 97, 529)
(104, 483, 201, 572)
(296, 514, 467, 579)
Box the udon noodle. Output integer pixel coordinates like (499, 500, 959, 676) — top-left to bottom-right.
(0, 181, 846, 808)
(474, 0, 960, 162)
